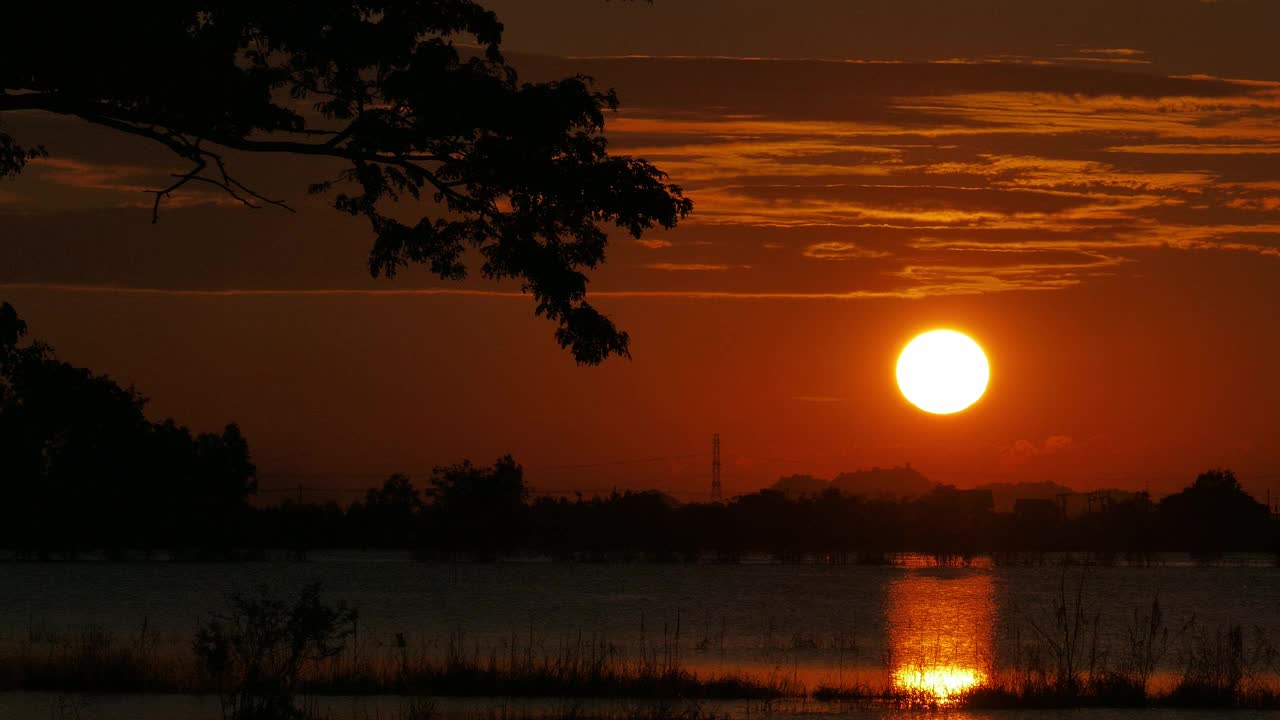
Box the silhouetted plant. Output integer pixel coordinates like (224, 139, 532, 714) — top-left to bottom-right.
(1172, 618, 1245, 705)
(193, 582, 356, 720)
(0, 1, 691, 363)
(1019, 571, 1103, 697)
(1119, 594, 1168, 695)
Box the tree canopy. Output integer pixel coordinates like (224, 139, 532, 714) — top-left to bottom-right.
(1157, 468, 1270, 552)
(0, 0, 692, 363)
(0, 303, 257, 556)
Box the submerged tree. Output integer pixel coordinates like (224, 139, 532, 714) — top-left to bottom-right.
(0, 1, 692, 363)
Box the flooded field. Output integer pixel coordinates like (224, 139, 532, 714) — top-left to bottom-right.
(1, 555, 1277, 718)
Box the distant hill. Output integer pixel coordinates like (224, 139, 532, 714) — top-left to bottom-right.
(832, 465, 935, 498)
(770, 465, 935, 499)
(768, 471, 1085, 510)
(772, 474, 831, 498)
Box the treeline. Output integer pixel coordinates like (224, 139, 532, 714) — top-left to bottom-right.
(244, 463, 1276, 559)
(0, 303, 255, 557)
(2, 302, 1277, 559)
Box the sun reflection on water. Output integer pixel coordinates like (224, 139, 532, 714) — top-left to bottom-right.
(893, 665, 985, 702)
(887, 573, 995, 703)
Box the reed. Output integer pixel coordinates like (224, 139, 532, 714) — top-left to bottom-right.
(1, 583, 1278, 711)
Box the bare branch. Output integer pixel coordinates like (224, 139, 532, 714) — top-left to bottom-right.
(147, 157, 207, 223)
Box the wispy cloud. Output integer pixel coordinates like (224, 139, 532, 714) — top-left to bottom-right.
(8, 53, 1280, 302)
(0, 281, 1097, 301)
(1105, 143, 1280, 155)
(1075, 48, 1147, 58)
(1001, 435, 1076, 466)
(592, 58, 1280, 297)
(641, 262, 751, 271)
(634, 239, 674, 249)
(802, 241, 891, 260)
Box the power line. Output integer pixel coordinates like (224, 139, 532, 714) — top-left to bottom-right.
(257, 487, 366, 494)
(535, 452, 704, 471)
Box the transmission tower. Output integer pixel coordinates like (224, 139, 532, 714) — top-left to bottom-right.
(711, 433, 722, 501)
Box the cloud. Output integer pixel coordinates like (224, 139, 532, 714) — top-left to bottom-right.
(9, 50, 1280, 304)
(11, 157, 239, 211)
(1106, 143, 1280, 155)
(0, 281, 1093, 302)
(29, 157, 157, 192)
(642, 262, 751, 271)
(802, 241, 891, 260)
(1001, 435, 1076, 465)
(891, 251, 1127, 294)
(1075, 48, 1147, 58)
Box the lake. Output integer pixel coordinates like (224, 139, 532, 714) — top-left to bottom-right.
(1, 554, 1277, 718)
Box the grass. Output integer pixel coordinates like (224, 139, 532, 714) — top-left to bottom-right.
(303, 629, 793, 699)
(0, 623, 193, 693)
(3, 581, 1280, 712)
(0, 625, 791, 700)
(5, 626, 1279, 710)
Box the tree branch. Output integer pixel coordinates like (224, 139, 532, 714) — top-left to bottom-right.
(1, 93, 477, 216)
(148, 157, 207, 223)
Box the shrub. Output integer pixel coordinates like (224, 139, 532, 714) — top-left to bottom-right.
(193, 581, 356, 720)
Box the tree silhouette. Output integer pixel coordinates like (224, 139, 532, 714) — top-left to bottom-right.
(424, 455, 525, 557)
(0, 303, 256, 556)
(1158, 468, 1269, 552)
(347, 473, 423, 547)
(0, 1, 691, 363)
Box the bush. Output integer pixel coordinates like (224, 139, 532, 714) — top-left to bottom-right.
(193, 582, 356, 720)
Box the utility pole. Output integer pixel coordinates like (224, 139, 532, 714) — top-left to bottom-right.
(711, 433, 722, 501)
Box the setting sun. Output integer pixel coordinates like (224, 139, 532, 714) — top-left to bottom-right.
(896, 330, 990, 414)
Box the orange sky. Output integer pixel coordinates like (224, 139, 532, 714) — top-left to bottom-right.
(3, 0, 1280, 500)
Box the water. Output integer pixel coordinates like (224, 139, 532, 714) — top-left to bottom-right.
(1, 555, 1277, 718)
(2, 694, 1278, 720)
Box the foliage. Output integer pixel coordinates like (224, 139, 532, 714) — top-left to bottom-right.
(1158, 469, 1271, 552)
(0, 303, 256, 556)
(423, 454, 526, 556)
(234, 467, 1275, 559)
(193, 582, 357, 720)
(427, 454, 526, 513)
(347, 474, 423, 547)
(0, 0, 692, 363)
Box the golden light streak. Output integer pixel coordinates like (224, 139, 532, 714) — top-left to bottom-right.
(893, 666, 986, 703)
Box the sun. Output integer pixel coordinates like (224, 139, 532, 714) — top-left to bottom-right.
(896, 329, 989, 415)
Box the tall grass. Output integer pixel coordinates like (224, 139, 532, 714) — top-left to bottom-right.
(2, 584, 1278, 710)
(0, 621, 194, 692)
(0, 622, 790, 700)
